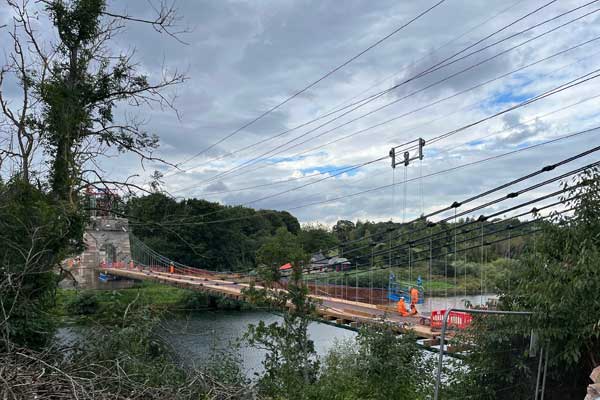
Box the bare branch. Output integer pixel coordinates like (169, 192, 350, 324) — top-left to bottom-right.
(101, 0, 190, 45)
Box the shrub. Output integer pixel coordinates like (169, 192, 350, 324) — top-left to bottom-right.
(68, 291, 99, 315)
(179, 291, 209, 310)
(308, 324, 433, 399)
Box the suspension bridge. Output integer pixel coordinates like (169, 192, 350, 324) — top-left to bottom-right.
(85, 147, 599, 352)
(100, 263, 440, 340)
(69, 2, 600, 397)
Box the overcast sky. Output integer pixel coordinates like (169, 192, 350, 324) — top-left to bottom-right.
(2, 0, 600, 226)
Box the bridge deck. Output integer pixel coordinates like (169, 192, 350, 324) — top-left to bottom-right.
(102, 267, 442, 340)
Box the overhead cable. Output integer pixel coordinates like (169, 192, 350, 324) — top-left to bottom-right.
(174, 0, 448, 168)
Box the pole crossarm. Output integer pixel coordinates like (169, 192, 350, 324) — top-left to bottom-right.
(390, 138, 425, 168)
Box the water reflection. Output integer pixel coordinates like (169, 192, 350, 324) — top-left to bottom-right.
(163, 294, 495, 377)
(165, 311, 357, 378)
(56, 294, 495, 379)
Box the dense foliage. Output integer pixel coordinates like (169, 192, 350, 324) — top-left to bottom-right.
(446, 169, 600, 399)
(332, 217, 534, 269)
(0, 0, 179, 352)
(127, 193, 301, 271)
(244, 228, 318, 399)
(0, 179, 85, 350)
(127, 192, 537, 282)
(308, 326, 432, 400)
(502, 168, 600, 397)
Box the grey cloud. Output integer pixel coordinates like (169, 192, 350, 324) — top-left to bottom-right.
(494, 113, 550, 144)
(2, 0, 597, 225)
(204, 181, 228, 192)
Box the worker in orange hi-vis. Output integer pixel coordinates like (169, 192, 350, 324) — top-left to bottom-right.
(169, 262, 174, 274)
(410, 287, 419, 316)
(397, 297, 409, 317)
(410, 287, 419, 305)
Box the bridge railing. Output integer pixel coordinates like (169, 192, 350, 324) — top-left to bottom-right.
(96, 234, 222, 278)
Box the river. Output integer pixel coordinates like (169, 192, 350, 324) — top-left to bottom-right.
(164, 311, 357, 377)
(162, 293, 494, 377)
(56, 294, 493, 379)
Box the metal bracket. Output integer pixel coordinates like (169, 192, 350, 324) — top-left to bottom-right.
(390, 138, 425, 169)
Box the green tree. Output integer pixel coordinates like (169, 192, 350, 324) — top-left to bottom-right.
(0, 179, 85, 350)
(255, 227, 306, 284)
(245, 228, 318, 399)
(443, 314, 538, 400)
(503, 168, 600, 397)
(333, 219, 354, 239)
(298, 223, 338, 254)
(37, 0, 183, 204)
(449, 168, 600, 399)
(309, 325, 432, 400)
(0, 0, 183, 350)
(127, 193, 302, 272)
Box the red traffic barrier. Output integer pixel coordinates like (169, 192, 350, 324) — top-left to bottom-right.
(431, 309, 473, 330)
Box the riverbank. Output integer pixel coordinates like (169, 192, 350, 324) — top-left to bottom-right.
(52, 281, 250, 324)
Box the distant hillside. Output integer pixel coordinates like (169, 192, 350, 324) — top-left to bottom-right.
(127, 193, 300, 272)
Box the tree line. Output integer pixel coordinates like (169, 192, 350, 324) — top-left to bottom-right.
(127, 192, 537, 276)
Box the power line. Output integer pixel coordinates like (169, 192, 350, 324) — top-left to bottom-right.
(186, 47, 600, 195)
(210, 34, 600, 183)
(160, 128, 599, 228)
(354, 214, 556, 274)
(174, 0, 447, 168)
(315, 151, 599, 264)
(339, 179, 580, 257)
(313, 205, 576, 279)
(146, 205, 563, 280)
(128, 154, 593, 277)
(178, 0, 574, 184)
(391, 195, 576, 257)
(323, 0, 524, 118)
(139, 126, 600, 227)
(437, 92, 600, 155)
(195, 68, 600, 222)
(190, 4, 600, 187)
(173, 39, 600, 201)
(428, 67, 600, 145)
(301, 201, 573, 279)
(190, 163, 371, 196)
(171, 0, 523, 176)
(424, 143, 600, 219)
(341, 188, 581, 263)
(151, 154, 390, 223)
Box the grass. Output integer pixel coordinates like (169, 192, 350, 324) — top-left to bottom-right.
(56, 280, 188, 308)
(53, 281, 202, 323)
(53, 280, 252, 325)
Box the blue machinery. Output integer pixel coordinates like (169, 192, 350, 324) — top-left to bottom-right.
(387, 273, 424, 304)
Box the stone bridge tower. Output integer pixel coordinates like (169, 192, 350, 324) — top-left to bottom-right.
(61, 217, 134, 289)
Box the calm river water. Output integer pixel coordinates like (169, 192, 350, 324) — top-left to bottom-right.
(162, 294, 494, 377)
(165, 311, 357, 377)
(57, 294, 493, 379)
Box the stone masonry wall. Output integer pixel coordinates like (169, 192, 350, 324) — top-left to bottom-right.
(60, 217, 135, 289)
